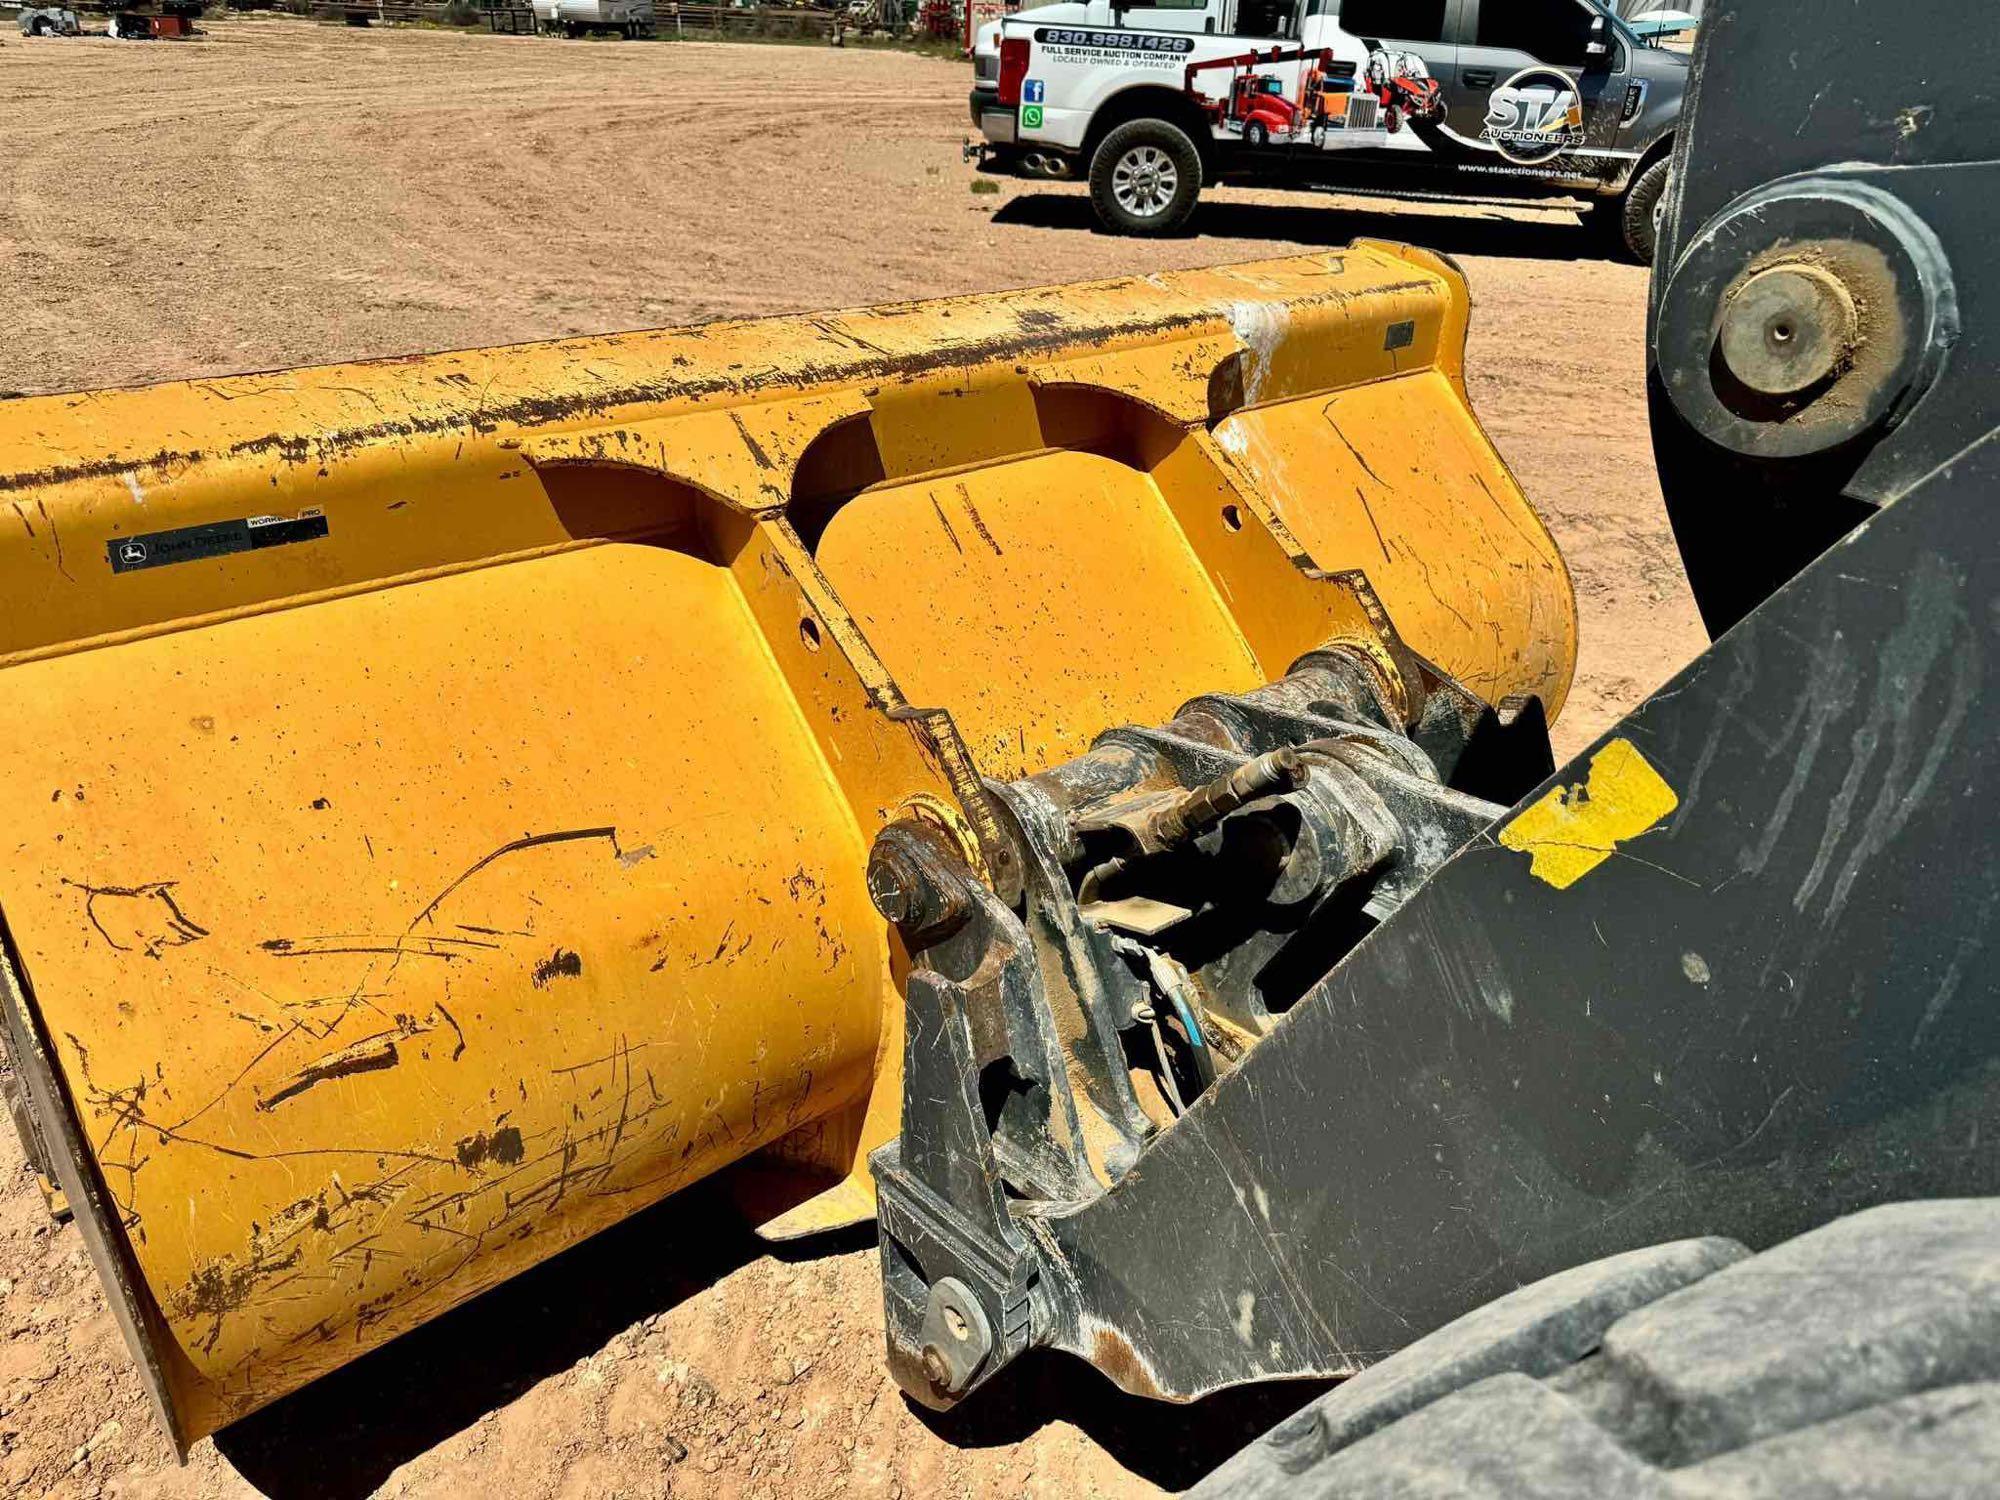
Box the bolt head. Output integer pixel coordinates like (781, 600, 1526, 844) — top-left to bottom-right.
(1718, 263, 1858, 398)
(866, 845, 920, 925)
(920, 1344, 951, 1386)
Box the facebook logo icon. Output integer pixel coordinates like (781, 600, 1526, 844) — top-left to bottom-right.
(1025, 80, 1045, 104)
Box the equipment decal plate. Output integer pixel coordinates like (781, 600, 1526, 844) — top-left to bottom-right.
(107, 510, 329, 574)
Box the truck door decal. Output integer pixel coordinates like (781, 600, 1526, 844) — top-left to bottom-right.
(1481, 66, 1588, 164)
(1181, 47, 1441, 154)
(1034, 27, 1195, 71)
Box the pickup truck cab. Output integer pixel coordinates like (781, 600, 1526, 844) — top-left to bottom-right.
(970, 0, 1685, 260)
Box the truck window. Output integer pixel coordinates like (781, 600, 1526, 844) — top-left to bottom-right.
(1234, 0, 1295, 37)
(1474, 0, 1598, 66)
(1338, 0, 1447, 44)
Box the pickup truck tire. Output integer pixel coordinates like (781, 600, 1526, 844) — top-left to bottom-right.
(1089, 119, 1203, 237)
(1192, 1199, 2000, 1498)
(1617, 156, 1672, 264)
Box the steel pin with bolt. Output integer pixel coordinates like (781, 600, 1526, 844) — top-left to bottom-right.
(1718, 262, 1859, 397)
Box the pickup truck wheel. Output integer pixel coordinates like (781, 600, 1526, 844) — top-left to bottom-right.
(1618, 156, 1672, 264)
(1090, 120, 1203, 237)
(1193, 1199, 2000, 1498)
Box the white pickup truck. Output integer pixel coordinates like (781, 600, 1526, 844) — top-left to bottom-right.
(969, 0, 1685, 259)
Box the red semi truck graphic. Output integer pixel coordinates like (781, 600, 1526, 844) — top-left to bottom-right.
(1184, 45, 1442, 150)
(1187, 48, 1325, 146)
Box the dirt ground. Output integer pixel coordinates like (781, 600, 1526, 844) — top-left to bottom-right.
(0, 17, 1708, 1499)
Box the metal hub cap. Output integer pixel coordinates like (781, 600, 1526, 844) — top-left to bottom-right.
(1718, 262, 1859, 397)
(1112, 146, 1178, 218)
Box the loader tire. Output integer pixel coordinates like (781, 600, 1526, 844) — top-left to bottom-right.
(1089, 119, 1202, 237)
(1193, 1200, 2000, 1499)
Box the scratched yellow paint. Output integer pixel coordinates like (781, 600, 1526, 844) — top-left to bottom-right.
(0, 544, 890, 1442)
(1213, 369, 1577, 719)
(1498, 738, 1681, 889)
(0, 251, 1579, 1446)
(816, 450, 1265, 780)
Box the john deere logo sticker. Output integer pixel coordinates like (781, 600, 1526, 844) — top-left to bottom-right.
(1482, 66, 1585, 164)
(1022, 104, 1045, 128)
(107, 509, 329, 574)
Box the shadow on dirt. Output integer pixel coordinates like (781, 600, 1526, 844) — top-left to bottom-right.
(993, 190, 1624, 262)
(913, 1349, 1332, 1492)
(212, 1163, 1328, 1496)
(213, 1172, 854, 1499)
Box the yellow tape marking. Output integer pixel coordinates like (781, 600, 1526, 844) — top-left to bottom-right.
(1498, 737, 1679, 890)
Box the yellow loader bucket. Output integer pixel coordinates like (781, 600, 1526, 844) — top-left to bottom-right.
(0, 248, 1573, 1449)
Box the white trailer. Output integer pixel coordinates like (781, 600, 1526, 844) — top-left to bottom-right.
(536, 0, 654, 37)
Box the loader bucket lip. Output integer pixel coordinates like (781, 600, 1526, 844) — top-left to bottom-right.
(0, 253, 1432, 501)
(4, 254, 1362, 402)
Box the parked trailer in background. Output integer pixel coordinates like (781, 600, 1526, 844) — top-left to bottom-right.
(534, 0, 653, 36)
(17, 6, 84, 35)
(108, 9, 196, 34)
(16, 0, 199, 35)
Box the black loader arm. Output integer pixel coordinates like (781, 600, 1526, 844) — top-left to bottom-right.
(873, 0, 2000, 1437)
(1191, 24, 2000, 1483)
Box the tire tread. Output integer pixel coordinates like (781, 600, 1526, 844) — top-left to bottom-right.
(1193, 1200, 2000, 1498)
